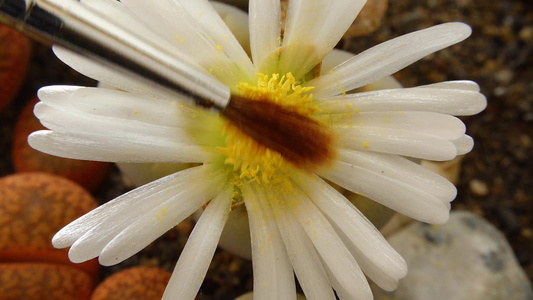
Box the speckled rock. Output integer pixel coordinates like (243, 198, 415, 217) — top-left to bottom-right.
(373, 211, 533, 300)
(0, 173, 100, 279)
(345, 0, 389, 38)
(0, 24, 32, 111)
(0, 263, 93, 300)
(91, 266, 171, 300)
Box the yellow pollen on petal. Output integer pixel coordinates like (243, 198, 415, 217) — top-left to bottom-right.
(217, 73, 318, 187)
(340, 87, 347, 96)
(155, 207, 167, 221)
(174, 35, 185, 44)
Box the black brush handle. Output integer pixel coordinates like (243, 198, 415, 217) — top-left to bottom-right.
(0, 0, 227, 110)
(0, 0, 62, 42)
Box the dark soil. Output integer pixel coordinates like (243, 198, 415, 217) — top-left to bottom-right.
(0, 0, 531, 298)
(379, 0, 533, 283)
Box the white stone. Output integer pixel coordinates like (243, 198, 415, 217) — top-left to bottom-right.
(373, 211, 533, 300)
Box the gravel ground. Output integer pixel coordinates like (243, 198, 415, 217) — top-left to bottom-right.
(0, 0, 531, 298)
(378, 0, 533, 283)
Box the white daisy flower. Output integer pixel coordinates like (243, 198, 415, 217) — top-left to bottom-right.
(29, 0, 486, 299)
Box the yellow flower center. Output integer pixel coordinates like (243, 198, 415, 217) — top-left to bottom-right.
(216, 73, 318, 186)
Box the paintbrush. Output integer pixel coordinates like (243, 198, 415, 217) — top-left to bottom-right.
(0, 0, 334, 169)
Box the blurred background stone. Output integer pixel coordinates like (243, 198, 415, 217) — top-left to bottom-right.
(373, 211, 533, 300)
(91, 266, 171, 300)
(0, 24, 32, 111)
(0, 263, 93, 300)
(344, 0, 389, 38)
(0, 173, 100, 280)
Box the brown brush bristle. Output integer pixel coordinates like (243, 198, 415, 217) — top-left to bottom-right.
(221, 94, 336, 170)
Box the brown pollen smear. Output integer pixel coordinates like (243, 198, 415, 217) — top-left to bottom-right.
(221, 94, 336, 171)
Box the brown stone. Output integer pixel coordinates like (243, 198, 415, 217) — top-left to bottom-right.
(91, 266, 172, 300)
(0, 24, 32, 111)
(0, 263, 93, 300)
(0, 173, 100, 279)
(345, 0, 389, 37)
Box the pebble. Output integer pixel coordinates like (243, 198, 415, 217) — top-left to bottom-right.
(0, 263, 93, 300)
(495, 68, 514, 84)
(91, 266, 171, 300)
(494, 86, 507, 96)
(345, 0, 389, 37)
(519, 26, 533, 41)
(0, 172, 100, 279)
(372, 211, 533, 300)
(0, 24, 32, 111)
(470, 179, 489, 196)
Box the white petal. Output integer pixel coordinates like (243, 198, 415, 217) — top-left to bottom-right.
(319, 257, 356, 300)
(311, 0, 366, 56)
(289, 185, 372, 300)
(271, 191, 336, 300)
(68, 178, 199, 263)
(319, 159, 451, 224)
(334, 226, 402, 291)
(162, 188, 233, 300)
(33, 88, 219, 162)
(28, 130, 209, 163)
(334, 127, 458, 161)
(283, 0, 331, 50)
(249, 0, 281, 71)
(53, 46, 163, 98)
(321, 49, 355, 74)
(421, 80, 480, 92)
(211, 1, 251, 54)
(322, 51, 404, 92)
(329, 111, 466, 140)
(279, 0, 366, 79)
(311, 23, 472, 97)
(337, 149, 457, 201)
(317, 85, 487, 116)
(453, 134, 474, 155)
(120, 0, 254, 87)
(67, 168, 217, 263)
(53, 166, 208, 249)
(34, 102, 214, 146)
(175, 0, 255, 82)
(293, 174, 407, 291)
(38, 86, 220, 130)
(243, 184, 296, 300)
(98, 170, 224, 266)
